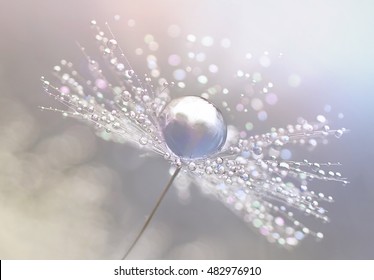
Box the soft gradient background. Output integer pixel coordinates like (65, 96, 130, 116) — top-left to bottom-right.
(0, 0, 373, 259)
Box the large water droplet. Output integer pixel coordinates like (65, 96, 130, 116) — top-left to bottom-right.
(159, 96, 227, 159)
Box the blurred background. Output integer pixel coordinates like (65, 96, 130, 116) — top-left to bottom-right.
(0, 0, 373, 259)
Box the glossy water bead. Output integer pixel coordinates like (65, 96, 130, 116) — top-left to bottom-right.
(159, 96, 227, 159)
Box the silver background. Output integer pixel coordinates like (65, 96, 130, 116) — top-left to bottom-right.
(0, 0, 373, 259)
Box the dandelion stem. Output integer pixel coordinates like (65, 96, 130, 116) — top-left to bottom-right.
(122, 166, 182, 259)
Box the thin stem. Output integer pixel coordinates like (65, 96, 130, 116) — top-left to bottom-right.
(122, 166, 182, 259)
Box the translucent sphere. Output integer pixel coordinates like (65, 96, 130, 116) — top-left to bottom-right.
(159, 96, 227, 159)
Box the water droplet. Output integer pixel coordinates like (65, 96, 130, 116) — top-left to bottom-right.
(253, 146, 263, 155)
(279, 162, 290, 170)
(159, 96, 227, 159)
(111, 122, 120, 129)
(335, 129, 343, 138)
(205, 166, 213, 174)
(126, 70, 134, 77)
(188, 162, 196, 171)
(107, 39, 118, 50)
(116, 63, 125, 71)
(91, 114, 98, 121)
(139, 137, 148, 145)
(316, 115, 326, 123)
(241, 173, 249, 181)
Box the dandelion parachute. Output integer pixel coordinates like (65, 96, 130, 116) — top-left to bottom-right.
(41, 19, 347, 249)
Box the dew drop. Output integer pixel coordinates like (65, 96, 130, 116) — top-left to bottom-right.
(316, 115, 326, 123)
(139, 137, 148, 145)
(107, 39, 118, 50)
(126, 70, 135, 77)
(116, 63, 125, 71)
(159, 96, 227, 159)
(205, 166, 213, 175)
(279, 162, 290, 170)
(335, 129, 343, 138)
(112, 122, 120, 129)
(253, 146, 263, 155)
(188, 162, 196, 171)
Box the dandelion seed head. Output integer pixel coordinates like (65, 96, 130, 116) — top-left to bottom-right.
(40, 19, 348, 249)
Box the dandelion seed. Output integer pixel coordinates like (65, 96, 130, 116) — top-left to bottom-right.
(40, 20, 347, 258)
